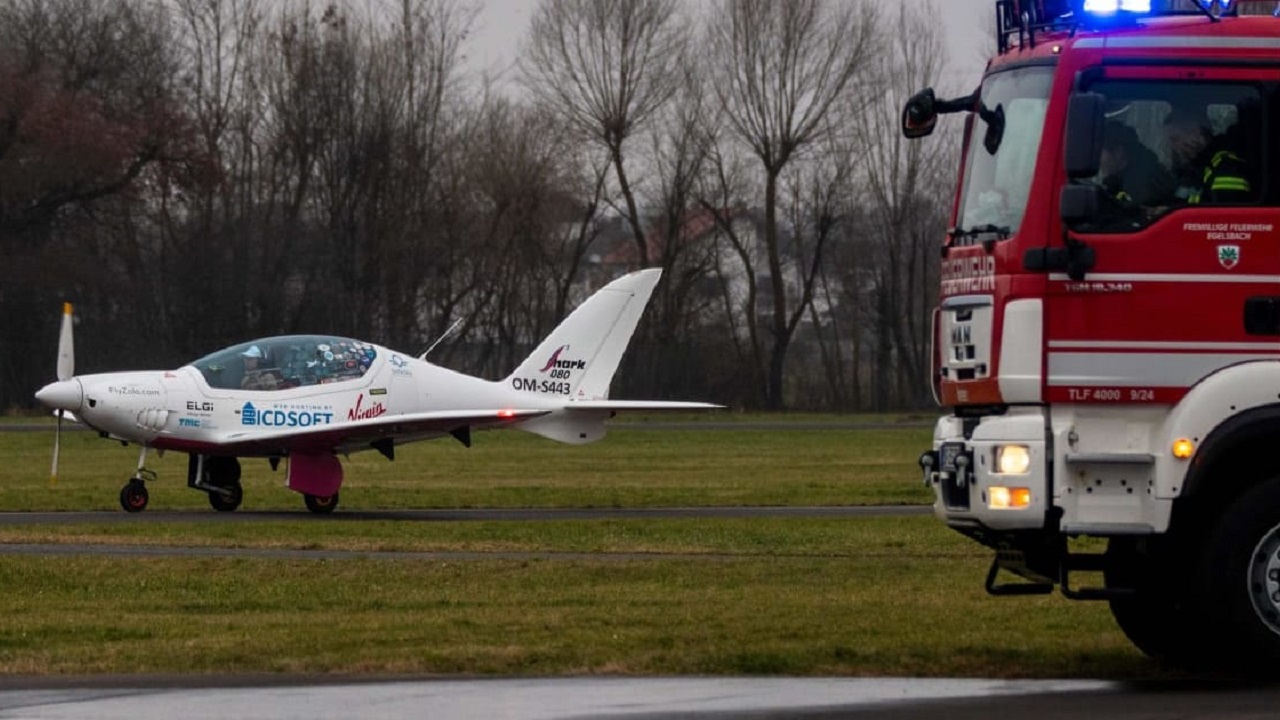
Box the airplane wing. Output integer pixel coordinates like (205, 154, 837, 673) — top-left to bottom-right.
(212, 408, 550, 456)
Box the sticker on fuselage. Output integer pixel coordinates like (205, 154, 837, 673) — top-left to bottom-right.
(239, 401, 334, 428)
(346, 393, 387, 421)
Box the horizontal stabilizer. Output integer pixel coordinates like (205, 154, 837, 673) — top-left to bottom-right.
(514, 399, 723, 445)
(564, 400, 723, 412)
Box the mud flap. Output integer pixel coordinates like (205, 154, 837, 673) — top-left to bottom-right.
(286, 453, 343, 497)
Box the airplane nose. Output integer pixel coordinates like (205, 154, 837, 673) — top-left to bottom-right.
(35, 379, 83, 413)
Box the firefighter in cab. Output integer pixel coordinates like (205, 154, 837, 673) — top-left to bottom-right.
(1162, 102, 1253, 204)
(1098, 121, 1173, 206)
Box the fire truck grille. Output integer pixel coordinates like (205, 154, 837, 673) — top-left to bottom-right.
(942, 474, 971, 510)
(939, 442, 972, 511)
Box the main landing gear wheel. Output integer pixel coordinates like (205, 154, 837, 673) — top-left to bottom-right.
(208, 483, 243, 512)
(119, 480, 149, 513)
(304, 492, 339, 514)
(203, 456, 243, 513)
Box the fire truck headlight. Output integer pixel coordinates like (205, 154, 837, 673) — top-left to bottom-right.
(994, 445, 1032, 475)
(988, 486, 1032, 510)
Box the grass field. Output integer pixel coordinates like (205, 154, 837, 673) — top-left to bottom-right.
(0, 420, 1168, 679)
(0, 421, 935, 510)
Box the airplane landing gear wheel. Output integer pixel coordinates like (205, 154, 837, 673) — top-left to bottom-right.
(208, 483, 243, 512)
(120, 480, 149, 513)
(202, 456, 243, 513)
(304, 492, 339, 514)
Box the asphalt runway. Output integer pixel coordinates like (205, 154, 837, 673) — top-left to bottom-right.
(1, 676, 1278, 719)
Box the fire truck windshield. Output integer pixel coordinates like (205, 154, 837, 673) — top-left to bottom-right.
(955, 65, 1055, 241)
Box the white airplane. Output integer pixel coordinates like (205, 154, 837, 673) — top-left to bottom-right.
(34, 269, 720, 514)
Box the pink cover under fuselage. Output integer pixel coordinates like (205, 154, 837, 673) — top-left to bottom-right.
(286, 453, 343, 496)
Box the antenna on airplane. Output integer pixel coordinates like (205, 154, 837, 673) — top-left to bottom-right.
(51, 302, 75, 485)
(419, 317, 464, 360)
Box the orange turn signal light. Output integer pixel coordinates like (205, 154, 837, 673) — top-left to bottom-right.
(988, 486, 1032, 510)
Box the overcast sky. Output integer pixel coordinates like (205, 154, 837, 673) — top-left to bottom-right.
(467, 0, 995, 93)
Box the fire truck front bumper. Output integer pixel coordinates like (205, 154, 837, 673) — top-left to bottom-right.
(919, 412, 1050, 532)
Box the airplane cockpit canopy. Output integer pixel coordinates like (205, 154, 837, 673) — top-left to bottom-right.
(190, 335, 379, 391)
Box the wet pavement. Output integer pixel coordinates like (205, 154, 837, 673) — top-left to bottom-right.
(0, 677, 1119, 720)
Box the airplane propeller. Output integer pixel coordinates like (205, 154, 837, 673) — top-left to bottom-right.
(50, 302, 74, 485)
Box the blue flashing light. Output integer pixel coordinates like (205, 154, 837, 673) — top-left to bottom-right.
(1082, 0, 1152, 15)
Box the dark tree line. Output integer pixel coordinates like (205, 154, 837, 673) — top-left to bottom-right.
(0, 0, 960, 413)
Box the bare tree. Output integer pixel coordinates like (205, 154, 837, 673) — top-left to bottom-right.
(444, 96, 605, 378)
(779, 132, 856, 409)
(386, 0, 474, 349)
(703, 0, 879, 409)
(0, 0, 196, 408)
(648, 64, 716, 306)
(258, 0, 471, 349)
(521, 0, 687, 267)
(849, 1, 955, 409)
(160, 0, 270, 353)
(0, 0, 194, 238)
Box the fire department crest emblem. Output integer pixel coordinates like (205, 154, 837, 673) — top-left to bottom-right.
(1218, 245, 1240, 270)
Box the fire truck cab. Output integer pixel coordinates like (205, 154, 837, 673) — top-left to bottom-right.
(909, 0, 1280, 669)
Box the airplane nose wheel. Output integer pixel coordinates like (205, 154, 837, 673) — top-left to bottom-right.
(119, 447, 156, 512)
(304, 492, 339, 514)
(120, 479, 149, 513)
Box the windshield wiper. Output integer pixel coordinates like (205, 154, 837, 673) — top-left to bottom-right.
(950, 224, 1011, 242)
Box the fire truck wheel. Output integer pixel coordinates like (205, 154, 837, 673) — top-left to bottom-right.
(1104, 536, 1210, 666)
(1198, 476, 1280, 672)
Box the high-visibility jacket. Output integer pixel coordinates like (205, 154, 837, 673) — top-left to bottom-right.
(1189, 150, 1251, 204)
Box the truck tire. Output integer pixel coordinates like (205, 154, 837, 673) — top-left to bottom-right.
(1198, 475, 1280, 671)
(1105, 536, 1210, 667)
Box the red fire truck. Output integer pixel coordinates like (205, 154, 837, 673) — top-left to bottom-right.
(908, 0, 1280, 669)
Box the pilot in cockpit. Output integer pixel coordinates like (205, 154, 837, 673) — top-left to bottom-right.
(240, 345, 281, 390)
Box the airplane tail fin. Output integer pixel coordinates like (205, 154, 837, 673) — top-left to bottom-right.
(503, 268, 722, 445)
(503, 268, 662, 402)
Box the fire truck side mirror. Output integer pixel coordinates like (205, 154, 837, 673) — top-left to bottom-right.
(1063, 92, 1106, 179)
(902, 88, 937, 139)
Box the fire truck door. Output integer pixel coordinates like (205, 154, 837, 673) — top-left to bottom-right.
(1046, 69, 1280, 405)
